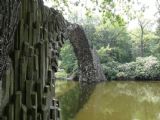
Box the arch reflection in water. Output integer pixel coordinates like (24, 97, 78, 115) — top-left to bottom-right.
(75, 81, 160, 120)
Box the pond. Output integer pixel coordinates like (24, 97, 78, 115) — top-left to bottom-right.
(56, 81, 160, 120)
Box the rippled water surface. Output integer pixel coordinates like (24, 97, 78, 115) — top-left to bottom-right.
(75, 81, 160, 120)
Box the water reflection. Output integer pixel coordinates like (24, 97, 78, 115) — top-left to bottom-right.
(55, 80, 80, 120)
(75, 81, 160, 120)
(56, 80, 95, 120)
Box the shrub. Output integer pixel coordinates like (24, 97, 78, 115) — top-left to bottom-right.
(117, 56, 160, 80)
(116, 72, 127, 80)
(55, 69, 68, 79)
(102, 61, 120, 80)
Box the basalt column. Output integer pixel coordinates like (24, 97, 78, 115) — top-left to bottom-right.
(0, 0, 65, 119)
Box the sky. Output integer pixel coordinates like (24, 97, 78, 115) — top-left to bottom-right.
(43, 0, 53, 7)
(127, 0, 158, 30)
(43, 0, 158, 31)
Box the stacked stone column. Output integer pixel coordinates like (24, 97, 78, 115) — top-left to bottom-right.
(1, 0, 65, 119)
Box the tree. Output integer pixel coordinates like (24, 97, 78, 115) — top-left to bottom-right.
(138, 19, 150, 57)
(59, 41, 77, 73)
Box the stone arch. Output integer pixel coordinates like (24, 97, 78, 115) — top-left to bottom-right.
(0, 0, 105, 119)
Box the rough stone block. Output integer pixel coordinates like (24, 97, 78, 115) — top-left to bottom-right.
(42, 96, 47, 106)
(9, 66, 14, 97)
(8, 104, 14, 120)
(31, 107, 37, 120)
(37, 113, 42, 120)
(19, 57, 27, 91)
(23, 42, 29, 56)
(26, 80, 33, 109)
(38, 42, 45, 87)
(27, 57, 34, 80)
(2, 68, 11, 111)
(29, 47, 34, 57)
(22, 104, 27, 120)
(14, 50, 20, 91)
(33, 55, 38, 72)
(2, 116, 7, 120)
(47, 69, 52, 85)
(41, 106, 48, 120)
(31, 92, 37, 106)
(37, 83, 42, 108)
(19, 20, 24, 50)
(28, 14, 33, 45)
(15, 91, 22, 120)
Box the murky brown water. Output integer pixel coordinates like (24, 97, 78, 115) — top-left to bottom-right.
(55, 80, 77, 97)
(75, 81, 160, 120)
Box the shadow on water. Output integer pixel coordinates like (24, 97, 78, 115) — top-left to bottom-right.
(56, 80, 96, 120)
(75, 81, 160, 120)
(56, 80, 160, 120)
(78, 82, 96, 109)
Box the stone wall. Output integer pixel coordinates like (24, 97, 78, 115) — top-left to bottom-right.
(0, 0, 106, 119)
(67, 24, 106, 83)
(0, 0, 65, 119)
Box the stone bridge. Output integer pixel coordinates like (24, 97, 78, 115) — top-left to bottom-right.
(0, 0, 105, 119)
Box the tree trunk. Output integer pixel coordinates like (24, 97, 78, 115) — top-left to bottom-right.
(140, 26, 144, 57)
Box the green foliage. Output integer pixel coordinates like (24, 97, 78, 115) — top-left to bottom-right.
(58, 17, 134, 78)
(59, 41, 77, 73)
(58, 19, 160, 81)
(117, 56, 160, 80)
(58, 84, 80, 120)
(92, 24, 133, 63)
(57, 81, 95, 120)
(101, 56, 160, 80)
(55, 68, 68, 78)
(51, 0, 136, 26)
(130, 29, 160, 59)
(54, 0, 160, 81)
(116, 72, 127, 79)
(97, 46, 112, 63)
(102, 61, 120, 80)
